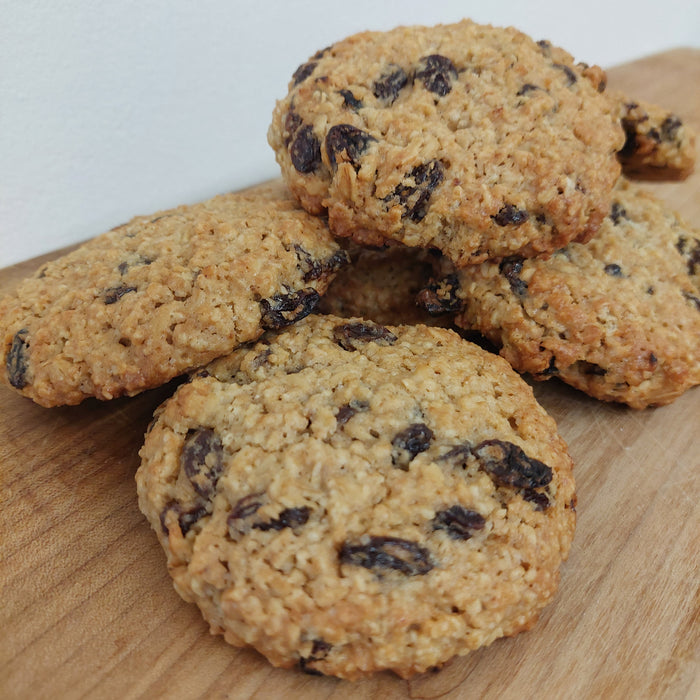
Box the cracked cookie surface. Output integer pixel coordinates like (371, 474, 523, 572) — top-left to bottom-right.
(268, 19, 624, 266)
(0, 181, 348, 406)
(136, 314, 575, 680)
(435, 179, 700, 408)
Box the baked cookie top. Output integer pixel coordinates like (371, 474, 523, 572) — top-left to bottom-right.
(268, 20, 624, 266)
(317, 243, 451, 326)
(613, 92, 696, 180)
(427, 179, 700, 408)
(1, 181, 348, 407)
(136, 314, 576, 680)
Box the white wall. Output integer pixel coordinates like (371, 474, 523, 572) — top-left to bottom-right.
(2, 0, 699, 266)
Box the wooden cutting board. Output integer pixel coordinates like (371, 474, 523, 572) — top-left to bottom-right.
(1, 49, 698, 700)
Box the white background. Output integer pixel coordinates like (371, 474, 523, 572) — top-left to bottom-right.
(2, 0, 699, 266)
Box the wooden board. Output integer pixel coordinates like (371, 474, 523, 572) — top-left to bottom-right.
(1, 49, 698, 700)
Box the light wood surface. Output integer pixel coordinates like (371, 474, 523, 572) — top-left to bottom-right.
(1, 49, 699, 700)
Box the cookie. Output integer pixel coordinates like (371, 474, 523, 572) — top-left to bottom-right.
(268, 20, 625, 266)
(423, 179, 700, 408)
(136, 314, 576, 680)
(613, 92, 696, 180)
(317, 243, 452, 326)
(0, 181, 349, 407)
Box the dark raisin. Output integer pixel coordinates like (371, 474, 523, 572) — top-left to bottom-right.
(493, 204, 529, 227)
(292, 61, 317, 85)
(339, 536, 433, 575)
(339, 89, 363, 110)
(676, 236, 700, 276)
(660, 115, 682, 142)
(336, 399, 370, 426)
(290, 125, 321, 173)
(253, 506, 311, 531)
(416, 274, 462, 315)
(473, 440, 553, 490)
(432, 505, 486, 540)
(6, 328, 30, 389)
(647, 127, 662, 144)
(325, 124, 376, 170)
(438, 443, 472, 465)
(537, 40, 552, 54)
(333, 321, 397, 351)
(604, 263, 623, 277)
(499, 257, 528, 297)
(517, 83, 542, 96)
(416, 54, 458, 96)
(160, 501, 209, 536)
(259, 288, 320, 330)
(373, 64, 409, 103)
(553, 63, 578, 86)
(294, 245, 350, 282)
(284, 109, 303, 146)
(522, 489, 551, 511)
(118, 261, 129, 275)
(228, 493, 264, 521)
(610, 202, 628, 224)
(299, 639, 332, 675)
(384, 160, 444, 222)
(181, 428, 225, 498)
(391, 423, 433, 469)
(103, 286, 137, 304)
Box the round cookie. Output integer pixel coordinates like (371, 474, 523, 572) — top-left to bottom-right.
(317, 243, 452, 326)
(136, 314, 576, 680)
(423, 179, 700, 408)
(268, 20, 624, 266)
(0, 181, 349, 407)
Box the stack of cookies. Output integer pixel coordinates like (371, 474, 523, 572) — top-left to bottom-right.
(1, 19, 697, 681)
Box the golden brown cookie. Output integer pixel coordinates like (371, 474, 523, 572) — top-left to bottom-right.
(1, 181, 348, 406)
(136, 314, 576, 680)
(268, 20, 624, 266)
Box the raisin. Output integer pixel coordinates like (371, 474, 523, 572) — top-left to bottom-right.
(6, 328, 30, 389)
(676, 236, 700, 276)
(682, 291, 700, 311)
(299, 640, 332, 675)
(522, 489, 551, 511)
(473, 440, 553, 490)
(325, 124, 376, 170)
(416, 54, 458, 96)
(391, 423, 433, 469)
(660, 115, 682, 142)
(339, 536, 433, 575)
(260, 288, 320, 330)
(336, 399, 370, 426)
(539, 355, 559, 377)
(416, 274, 462, 316)
(333, 321, 397, 351)
(284, 109, 303, 146)
(438, 443, 473, 465)
(384, 160, 444, 222)
(552, 63, 578, 86)
(517, 83, 542, 96)
(290, 125, 321, 173)
(604, 263, 623, 277)
(339, 89, 363, 110)
(294, 245, 350, 282)
(160, 502, 209, 536)
(499, 257, 528, 297)
(610, 202, 628, 224)
(493, 204, 529, 227)
(292, 61, 317, 85)
(537, 40, 552, 54)
(432, 505, 486, 540)
(103, 286, 137, 304)
(253, 506, 311, 531)
(373, 64, 409, 104)
(181, 428, 225, 498)
(228, 493, 264, 521)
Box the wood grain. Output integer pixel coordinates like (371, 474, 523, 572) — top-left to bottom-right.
(1, 49, 698, 700)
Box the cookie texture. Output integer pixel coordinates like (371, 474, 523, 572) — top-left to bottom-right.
(317, 243, 451, 326)
(0, 181, 348, 406)
(613, 92, 696, 180)
(136, 314, 576, 680)
(268, 20, 624, 266)
(432, 179, 700, 408)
